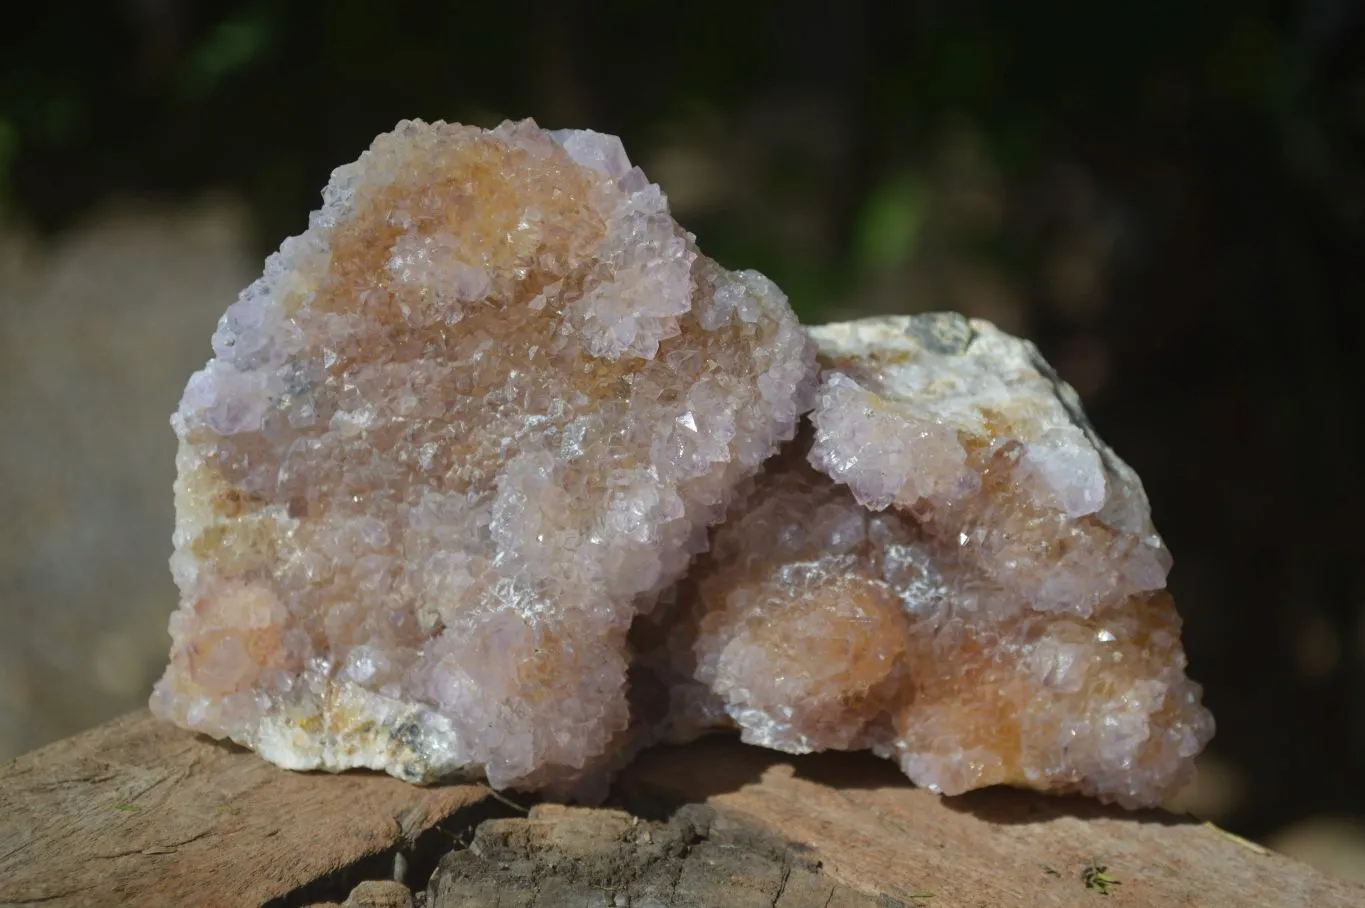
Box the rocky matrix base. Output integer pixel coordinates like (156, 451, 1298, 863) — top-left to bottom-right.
(154, 120, 1213, 807)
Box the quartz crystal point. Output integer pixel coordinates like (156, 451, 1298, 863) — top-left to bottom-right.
(654, 314, 1214, 808)
(151, 119, 814, 794)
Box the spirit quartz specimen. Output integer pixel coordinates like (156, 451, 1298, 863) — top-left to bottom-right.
(154, 120, 1212, 807)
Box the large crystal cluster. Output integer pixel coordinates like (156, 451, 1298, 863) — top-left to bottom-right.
(151, 119, 814, 793)
(154, 120, 1212, 807)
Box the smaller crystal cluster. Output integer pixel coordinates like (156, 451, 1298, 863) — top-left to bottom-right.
(153, 120, 1213, 808)
(652, 315, 1213, 807)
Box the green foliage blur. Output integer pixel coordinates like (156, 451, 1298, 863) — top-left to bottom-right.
(4, 1, 1360, 321)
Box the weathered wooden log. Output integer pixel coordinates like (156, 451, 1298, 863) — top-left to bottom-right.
(2, 711, 1361, 907)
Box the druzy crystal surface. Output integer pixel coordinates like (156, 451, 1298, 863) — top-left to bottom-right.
(653, 314, 1214, 807)
(151, 119, 814, 793)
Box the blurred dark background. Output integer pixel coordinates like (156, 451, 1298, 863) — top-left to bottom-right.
(2, 0, 1363, 880)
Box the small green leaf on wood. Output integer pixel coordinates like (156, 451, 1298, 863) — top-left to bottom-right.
(1082, 858, 1120, 895)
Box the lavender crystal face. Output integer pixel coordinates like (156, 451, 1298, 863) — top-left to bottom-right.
(151, 119, 814, 794)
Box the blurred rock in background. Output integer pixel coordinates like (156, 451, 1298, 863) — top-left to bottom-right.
(0, 198, 253, 757)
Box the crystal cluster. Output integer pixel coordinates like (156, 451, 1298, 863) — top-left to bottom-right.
(652, 316, 1214, 806)
(154, 120, 1212, 807)
(151, 119, 814, 793)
